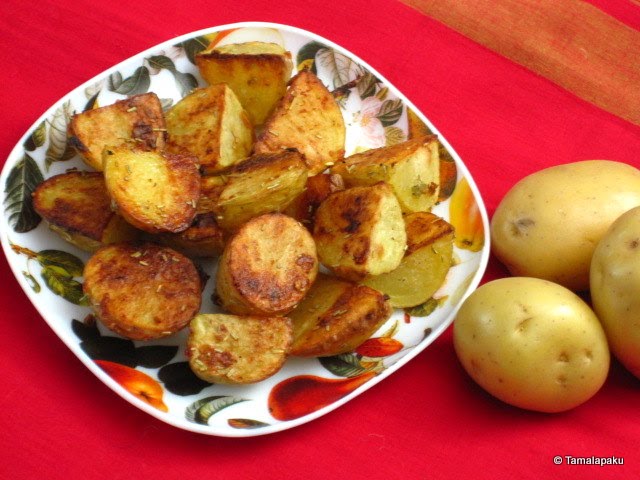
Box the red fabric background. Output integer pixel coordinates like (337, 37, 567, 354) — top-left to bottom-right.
(1, 0, 639, 478)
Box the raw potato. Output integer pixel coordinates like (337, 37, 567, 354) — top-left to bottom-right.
(215, 213, 318, 316)
(68, 93, 166, 171)
(165, 84, 253, 175)
(590, 206, 640, 379)
(187, 313, 292, 384)
(453, 277, 610, 413)
(491, 160, 640, 291)
(362, 212, 454, 308)
(288, 273, 393, 357)
(32, 171, 139, 252)
(83, 243, 202, 340)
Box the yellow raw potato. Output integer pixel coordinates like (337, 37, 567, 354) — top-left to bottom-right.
(590, 206, 640, 379)
(453, 277, 610, 413)
(491, 160, 640, 291)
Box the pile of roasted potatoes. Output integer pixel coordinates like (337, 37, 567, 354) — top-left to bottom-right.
(32, 41, 456, 385)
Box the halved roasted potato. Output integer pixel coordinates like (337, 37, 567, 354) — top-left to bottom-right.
(362, 212, 454, 308)
(155, 213, 226, 258)
(254, 69, 346, 175)
(288, 273, 392, 357)
(102, 145, 200, 234)
(215, 213, 318, 316)
(83, 243, 201, 340)
(68, 93, 166, 171)
(196, 41, 293, 126)
(283, 173, 345, 229)
(313, 182, 407, 281)
(330, 136, 440, 213)
(187, 313, 292, 384)
(32, 171, 139, 252)
(165, 84, 253, 175)
(198, 149, 308, 231)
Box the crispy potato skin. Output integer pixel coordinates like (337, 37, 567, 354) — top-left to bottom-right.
(68, 93, 166, 171)
(165, 85, 253, 174)
(196, 42, 293, 126)
(313, 183, 407, 281)
(288, 273, 392, 357)
(103, 146, 200, 234)
(187, 314, 292, 384)
(254, 69, 346, 175)
(83, 243, 201, 340)
(155, 213, 226, 258)
(215, 213, 318, 316)
(283, 173, 345, 229)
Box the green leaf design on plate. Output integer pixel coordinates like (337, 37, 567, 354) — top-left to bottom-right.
(3, 152, 43, 232)
(296, 41, 325, 73)
(22, 271, 41, 292)
(23, 121, 46, 151)
(316, 47, 364, 89)
(385, 126, 406, 146)
(407, 297, 439, 317)
(83, 91, 100, 112)
(158, 361, 210, 396)
(377, 98, 403, 127)
(319, 353, 369, 378)
(185, 396, 248, 425)
(108, 66, 151, 96)
(228, 418, 270, 430)
(41, 266, 87, 305)
(37, 249, 85, 277)
(45, 100, 76, 170)
(146, 55, 198, 97)
(357, 71, 378, 99)
(178, 36, 210, 64)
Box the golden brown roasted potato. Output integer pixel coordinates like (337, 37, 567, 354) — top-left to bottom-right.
(330, 136, 440, 213)
(254, 69, 346, 175)
(187, 313, 292, 384)
(32, 171, 139, 252)
(196, 41, 293, 126)
(313, 182, 407, 281)
(197, 149, 308, 231)
(165, 84, 253, 175)
(215, 213, 318, 316)
(68, 93, 166, 171)
(362, 212, 454, 308)
(288, 273, 392, 357)
(155, 213, 226, 258)
(283, 173, 345, 229)
(102, 145, 200, 234)
(83, 243, 201, 340)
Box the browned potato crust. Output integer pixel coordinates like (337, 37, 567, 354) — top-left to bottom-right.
(254, 69, 346, 175)
(102, 145, 200, 234)
(313, 182, 407, 281)
(196, 42, 293, 126)
(165, 84, 253, 175)
(283, 173, 345, 229)
(68, 93, 166, 171)
(215, 213, 318, 316)
(32, 171, 139, 252)
(187, 313, 292, 384)
(288, 273, 392, 357)
(83, 243, 201, 340)
(155, 213, 227, 258)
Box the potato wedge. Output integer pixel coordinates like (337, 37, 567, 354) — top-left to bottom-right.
(196, 41, 293, 126)
(330, 136, 440, 213)
(362, 212, 454, 308)
(198, 149, 308, 231)
(313, 182, 407, 281)
(165, 84, 253, 175)
(283, 173, 345, 229)
(187, 313, 292, 384)
(155, 213, 226, 258)
(254, 69, 346, 175)
(32, 171, 139, 252)
(83, 243, 201, 340)
(288, 273, 392, 357)
(215, 213, 318, 316)
(68, 93, 166, 171)
(102, 145, 200, 234)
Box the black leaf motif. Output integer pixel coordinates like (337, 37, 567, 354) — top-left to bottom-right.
(158, 361, 210, 396)
(3, 153, 43, 232)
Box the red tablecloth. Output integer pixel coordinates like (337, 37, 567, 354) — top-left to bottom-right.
(1, 0, 639, 478)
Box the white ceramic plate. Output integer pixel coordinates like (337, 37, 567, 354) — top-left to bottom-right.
(0, 22, 490, 437)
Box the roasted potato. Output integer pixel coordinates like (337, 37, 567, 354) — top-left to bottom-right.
(187, 313, 292, 384)
(102, 145, 200, 234)
(288, 273, 392, 357)
(32, 171, 139, 252)
(283, 173, 345, 229)
(155, 213, 226, 258)
(215, 213, 318, 316)
(330, 136, 440, 213)
(363, 212, 454, 308)
(196, 41, 293, 126)
(83, 243, 202, 340)
(313, 182, 407, 281)
(165, 84, 253, 175)
(254, 69, 346, 175)
(68, 93, 166, 171)
(198, 149, 308, 231)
